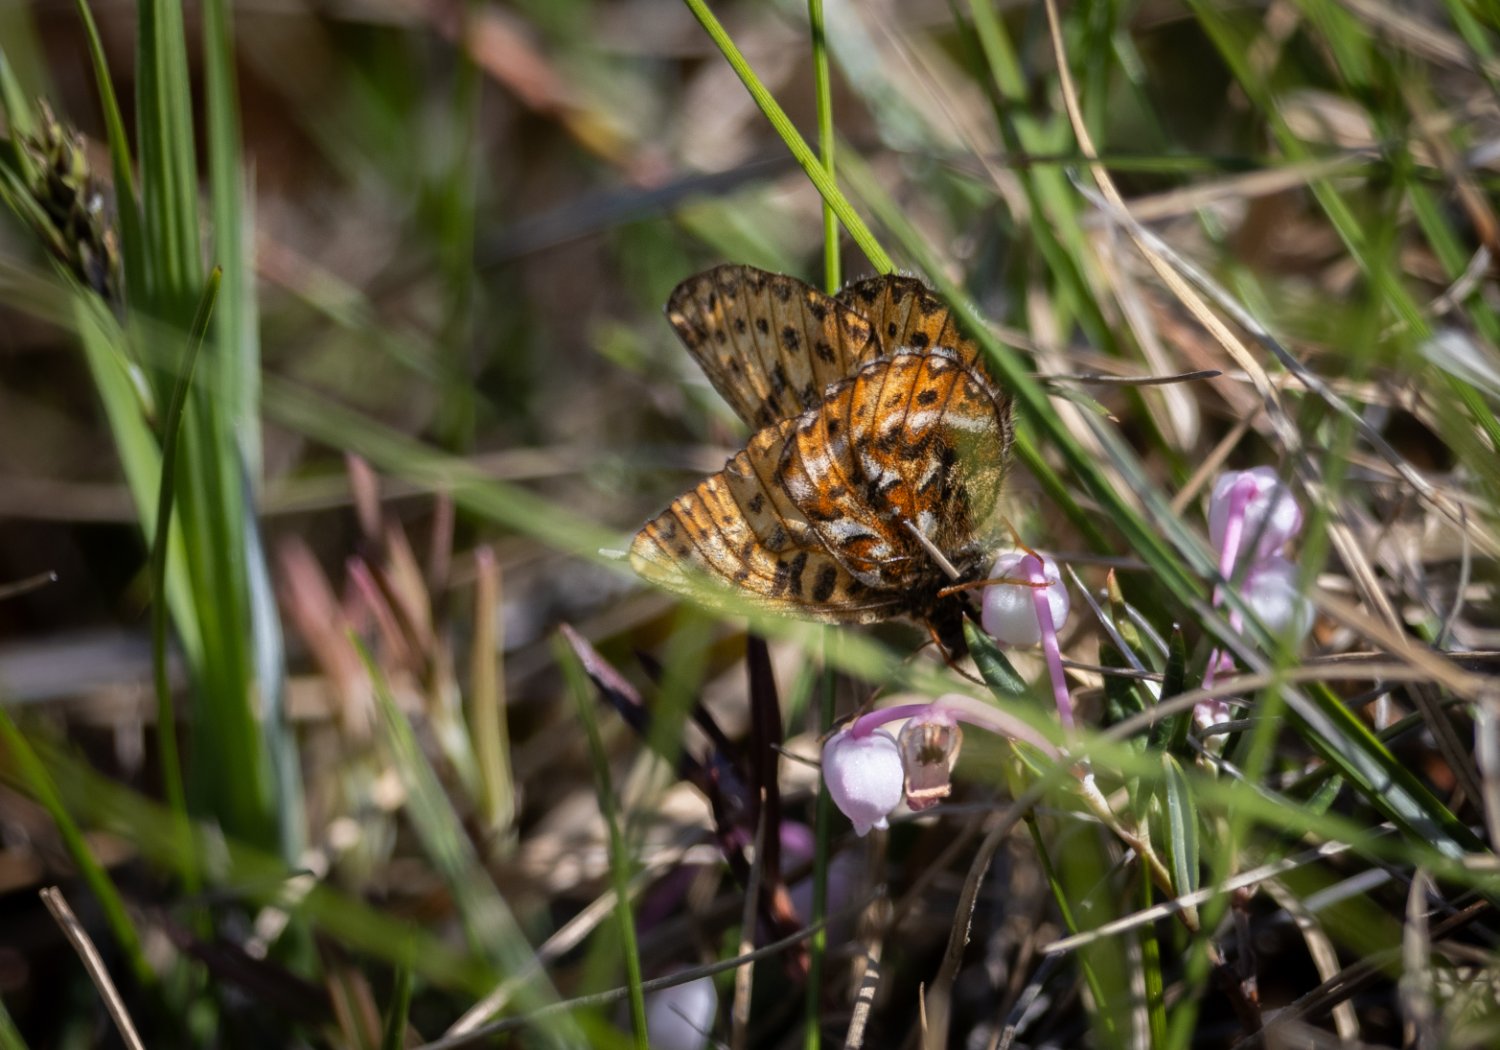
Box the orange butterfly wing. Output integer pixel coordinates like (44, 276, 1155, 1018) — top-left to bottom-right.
(630, 351, 1011, 622)
(781, 350, 1012, 592)
(629, 414, 903, 623)
(836, 274, 987, 372)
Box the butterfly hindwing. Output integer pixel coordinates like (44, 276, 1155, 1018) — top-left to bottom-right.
(780, 352, 1011, 592)
(666, 265, 883, 429)
(629, 416, 903, 623)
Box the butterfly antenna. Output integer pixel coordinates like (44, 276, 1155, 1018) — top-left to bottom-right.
(903, 519, 962, 581)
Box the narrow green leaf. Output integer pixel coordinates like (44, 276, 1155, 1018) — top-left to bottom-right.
(0, 990, 29, 1050)
(72, 297, 200, 664)
(136, 0, 203, 320)
(808, 0, 839, 295)
(1138, 866, 1167, 1050)
(679, 0, 893, 274)
(1161, 753, 1201, 927)
(1155, 628, 1190, 755)
(0, 49, 37, 183)
(380, 963, 413, 1050)
(558, 638, 648, 1048)
(1099, 641, 1146, 728)
(151, 266, 220, 877)
(964, 620, 1030, 700)
(1290, 681, 1483, 861)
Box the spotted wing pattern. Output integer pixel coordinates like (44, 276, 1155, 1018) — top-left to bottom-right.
(780, 350, 1011, 592)
(630, 415, 904, 623)
(836, 275, 985, 372)
(666, 265, 883, 429)
(630, 350, 1012, 622)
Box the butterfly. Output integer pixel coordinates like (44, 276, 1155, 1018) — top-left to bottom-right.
(630, 264, 1015, 633)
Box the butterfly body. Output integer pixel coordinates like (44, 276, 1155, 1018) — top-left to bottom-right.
(632, 266, 1014, 629)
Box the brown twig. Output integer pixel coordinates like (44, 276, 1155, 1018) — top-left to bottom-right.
(40, 886, 146, 1050)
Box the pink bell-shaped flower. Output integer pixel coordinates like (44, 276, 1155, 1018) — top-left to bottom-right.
(821, 728, 905, 836)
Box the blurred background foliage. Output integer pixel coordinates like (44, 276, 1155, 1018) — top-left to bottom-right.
(1, 0, 1499, 1046)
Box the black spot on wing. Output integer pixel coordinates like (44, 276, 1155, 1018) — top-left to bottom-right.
(787, 551, 808, 596)
(812, 565, 839, 602)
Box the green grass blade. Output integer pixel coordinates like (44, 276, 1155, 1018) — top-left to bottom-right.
(0, 996, 35, 1050)
(679, 0, 893, 274)
(964, 619, 1031, 699)
(0, 49, 37, 183)
(136, 0, 202, 321)
(125, 0, 282, 852)
(0, 704, 152, 986)
(808, 0, 839, 293)
(0, 993, 27, 1050)
(73, 296, 204, 666)
(150, 266, 219, 885)
(202, 0, 300, 862)
(201, 0, 257, 458)
(380, 963, 413, 1050)
(1138, 870, 1166, 1049)
(1288, 681, 1482, 860)
(1160, 753, 1200, 929)
(559, 638, 648, 1047)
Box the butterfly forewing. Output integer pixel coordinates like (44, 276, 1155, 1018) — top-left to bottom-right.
(666, 264, 882, 429)
(836, 275, 985, 372)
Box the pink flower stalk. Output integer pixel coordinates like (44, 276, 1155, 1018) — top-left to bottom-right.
(981, 550, 1074, 728)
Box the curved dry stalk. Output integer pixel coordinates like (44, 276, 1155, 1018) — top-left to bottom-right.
(40, 886, 145, 1050)
(1262, 879, 1360, 1042)
(1400, 869, 1438, 1050)
(843, 898, 891, 1049)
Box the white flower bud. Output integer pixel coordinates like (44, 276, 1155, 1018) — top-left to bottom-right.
(645, 976, 717, 1050)
(1242, 555, 1314, 642)
(981, 550, 1069, 648)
